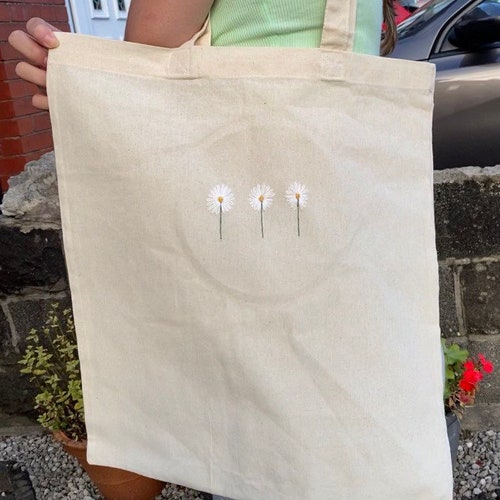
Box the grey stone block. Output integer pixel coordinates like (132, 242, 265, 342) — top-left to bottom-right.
(0, 218, 67, 296)
(0, 307, 12, 359)
(461, 403, 500, 432)
(461, 261, 500, 335)
(439, 262, 460, 337)
(7, 296, 72, 351)
(0, 411, 41, 436)
(434, 167, 500, 260)
(0, 370, 36, 415)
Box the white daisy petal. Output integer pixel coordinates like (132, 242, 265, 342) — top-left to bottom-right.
(207, 184, 235, 214)
(285, 182, 309, 208)
(248, 184, 275, 211)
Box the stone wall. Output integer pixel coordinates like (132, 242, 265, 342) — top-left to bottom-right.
(435, 167, 500, 430)
(0, 155, 499, 430)
(0, 152, 70, 414)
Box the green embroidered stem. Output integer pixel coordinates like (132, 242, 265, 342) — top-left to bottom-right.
(297, 199, 300, 237)
(260, 202, 264, 239)
(219, 203, 222, 240)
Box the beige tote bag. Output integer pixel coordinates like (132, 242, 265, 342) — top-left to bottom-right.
(48, 1, 453, 498)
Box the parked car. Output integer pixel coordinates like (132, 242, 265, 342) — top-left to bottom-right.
(390, 0, 500, 169)
(399, 0, 431, 11)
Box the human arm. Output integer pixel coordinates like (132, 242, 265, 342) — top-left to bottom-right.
(124, 0, 215, 47)
(8, 1, 215, 110)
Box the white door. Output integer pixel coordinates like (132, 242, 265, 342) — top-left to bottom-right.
(67, 0, 130, 40)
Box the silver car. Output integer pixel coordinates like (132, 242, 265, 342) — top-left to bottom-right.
(391, 0, 500, 169)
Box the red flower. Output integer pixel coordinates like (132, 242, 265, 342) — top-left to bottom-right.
(463, 367, 483, 384)
(478, 354, 494, 374)
(459, 379, 476, 392)
(458, 364, 483, 393)
(444, 344, 496, 417)
(463, 360, 475, 372)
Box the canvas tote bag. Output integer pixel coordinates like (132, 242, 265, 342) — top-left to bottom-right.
(47, 1, 453, 498)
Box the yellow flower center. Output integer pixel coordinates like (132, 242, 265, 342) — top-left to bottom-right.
(218, 196, 224, 203)
(258, 195, 265, 202)
(295, 193, 301, 200)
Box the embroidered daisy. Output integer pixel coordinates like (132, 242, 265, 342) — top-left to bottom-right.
(285, 182, 309, 237)
(285, 182, 309, 208)
(249, 184, 275, 238)
(249, 184, 275, 211)
(207, 184, 234, 214)
(207, 184, 234, 239)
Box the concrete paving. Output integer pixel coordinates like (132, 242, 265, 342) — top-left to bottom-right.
(0, 412, 42, 437)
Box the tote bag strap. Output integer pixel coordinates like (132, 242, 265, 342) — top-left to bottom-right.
(181, 16, 212, 48)
(187, 0, 357, 52)
(320, 0, 357, 51)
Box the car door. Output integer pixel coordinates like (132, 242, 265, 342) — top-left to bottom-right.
(430, 0, 500, 168)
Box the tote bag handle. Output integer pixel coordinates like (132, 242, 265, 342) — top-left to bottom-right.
(188, 0, 357, 52)
(320, 0, 357, 51)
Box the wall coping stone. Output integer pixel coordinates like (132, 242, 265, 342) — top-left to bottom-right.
(0, 152, 60, 229)
(434, 165, 500, 184)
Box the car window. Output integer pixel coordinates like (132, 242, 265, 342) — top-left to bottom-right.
(399, 0, 429, 9)
(397, 0, 457, 39)
(440, 0, 500, 52)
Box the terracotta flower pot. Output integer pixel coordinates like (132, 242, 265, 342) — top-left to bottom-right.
(53, 431, 166, 500)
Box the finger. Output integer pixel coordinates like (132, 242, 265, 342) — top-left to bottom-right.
(8, 30, 49, 68)
(32, 93, 49, 111)
(26, 17, 60, 48)
(15, 62, 47, 88)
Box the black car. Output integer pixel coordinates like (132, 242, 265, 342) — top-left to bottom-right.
(391, 0, 500, 169)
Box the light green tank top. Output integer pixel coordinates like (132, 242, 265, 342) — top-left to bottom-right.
(210, 0, 382, 55)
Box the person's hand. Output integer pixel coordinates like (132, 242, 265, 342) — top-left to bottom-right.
(8, 18, 60, 110)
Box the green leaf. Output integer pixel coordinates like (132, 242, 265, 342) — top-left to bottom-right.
(18, 303, 84, 438)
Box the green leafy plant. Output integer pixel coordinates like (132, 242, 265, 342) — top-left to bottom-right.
(18, 303, 85, 440)
(442, 340, 494, 419)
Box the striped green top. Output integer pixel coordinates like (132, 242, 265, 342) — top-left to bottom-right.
(210, 0, 382, 55)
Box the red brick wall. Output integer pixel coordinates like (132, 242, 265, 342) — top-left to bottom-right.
(0, 0, 70, 193)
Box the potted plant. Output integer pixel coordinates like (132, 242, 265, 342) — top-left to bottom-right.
(442, 340, 494, 467)
(18, 303, 166, 500)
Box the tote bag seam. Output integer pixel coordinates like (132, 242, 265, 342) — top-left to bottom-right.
(48, 60, 434, 93)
